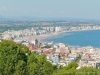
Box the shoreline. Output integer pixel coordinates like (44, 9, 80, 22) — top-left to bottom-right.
(39, 29, 100, 41)
(39, 29, 100, 48)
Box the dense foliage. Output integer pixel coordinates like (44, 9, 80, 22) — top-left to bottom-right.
(0, 40, 54, 75)
(0, 40, 100, 75)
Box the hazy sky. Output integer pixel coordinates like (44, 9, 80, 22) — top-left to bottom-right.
(0, 0, 100, 19)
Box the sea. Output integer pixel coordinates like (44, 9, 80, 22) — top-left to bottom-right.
(42, 30, 100, 48)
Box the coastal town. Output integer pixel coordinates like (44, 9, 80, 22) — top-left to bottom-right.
(1, 0, 100, 74)
(0, 24, 100, 69)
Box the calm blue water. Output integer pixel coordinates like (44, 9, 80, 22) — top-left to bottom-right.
(42, 30, 100, 48)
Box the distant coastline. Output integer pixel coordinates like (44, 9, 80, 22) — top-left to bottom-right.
(41, 29, 100, 48)
(41, 29, 100, 41)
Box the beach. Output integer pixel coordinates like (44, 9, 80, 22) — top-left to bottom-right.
(36, 32, 60, 42)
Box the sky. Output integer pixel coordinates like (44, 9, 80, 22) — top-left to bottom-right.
(0, 0, 100, 19)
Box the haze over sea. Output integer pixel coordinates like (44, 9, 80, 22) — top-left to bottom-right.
(43, 30, 100, 48)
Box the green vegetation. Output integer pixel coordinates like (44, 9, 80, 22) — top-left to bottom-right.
(0, 40, 54, 75)
(0, 40, 100, 75)
(52, 62, 78, 75)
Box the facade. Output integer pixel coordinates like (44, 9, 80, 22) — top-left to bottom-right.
(30, 39, 38, 45)
(55, 26, 62, 32)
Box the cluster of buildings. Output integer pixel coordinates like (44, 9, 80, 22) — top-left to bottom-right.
(0, 25, 100, 69)
(1, 25, 100, 41)
(33, 43, 100, 69)
(0, 26, 62, 42)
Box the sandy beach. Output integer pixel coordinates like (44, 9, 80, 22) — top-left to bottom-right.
(14, 29, 100, 43)
(36, 32, 60, 41)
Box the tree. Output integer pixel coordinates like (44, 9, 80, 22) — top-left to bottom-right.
(34, 54, 54, 75)
(27, 52, 38, 75)
(76, 67, 98, 75)
(0, 40, 30, 75)
(0, 40, 54, 75)
(52, 62, 78, 75)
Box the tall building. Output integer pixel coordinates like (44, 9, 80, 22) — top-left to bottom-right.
(55, 26, 62, 32)
(49, 27, 55, 32)
(30, 39, 38, 45)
